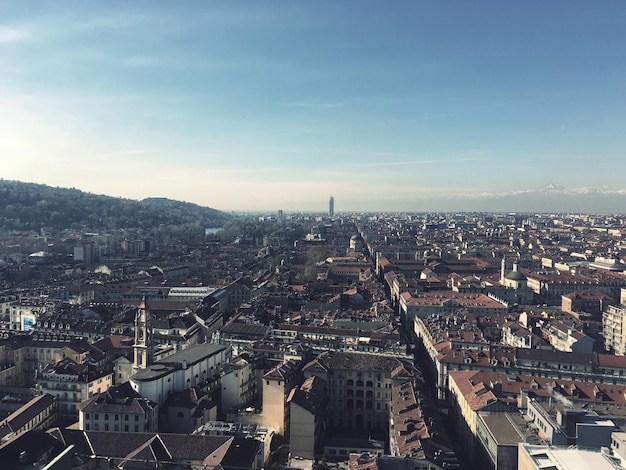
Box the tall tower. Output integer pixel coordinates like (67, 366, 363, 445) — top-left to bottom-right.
(133, 296, 154, 374)
(329, 196, 334, 217)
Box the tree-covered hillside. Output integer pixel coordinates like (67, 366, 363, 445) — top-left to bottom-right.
(0, 180, 230, 231)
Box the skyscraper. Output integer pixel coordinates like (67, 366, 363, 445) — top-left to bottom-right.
(329, 196, 334, 217)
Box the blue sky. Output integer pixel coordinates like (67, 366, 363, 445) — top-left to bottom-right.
(2, 1, 626, 212)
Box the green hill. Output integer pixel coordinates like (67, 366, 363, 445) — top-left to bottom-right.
(0, 180, 230, 231)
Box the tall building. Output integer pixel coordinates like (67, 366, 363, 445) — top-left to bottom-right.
(287, 375, 327, 460)
(329, 196, 334, 217)
(133, 297, 154, 374)
(604, 304, 626, 355)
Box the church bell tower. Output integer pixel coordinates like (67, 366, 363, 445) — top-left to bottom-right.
(133, 296, 154, 374)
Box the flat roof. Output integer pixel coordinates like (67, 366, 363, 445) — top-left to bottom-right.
(159, 343, 227, 367)
(478, 412, 526, 446)
(521, 444, 625, 469)
(132, 343, 227, 382)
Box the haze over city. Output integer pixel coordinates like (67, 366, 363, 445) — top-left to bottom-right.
(2, 1, 626, 213)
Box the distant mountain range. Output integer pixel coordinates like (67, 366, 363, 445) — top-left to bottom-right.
(462, 185, 626, 214)
(0, 179, 230, 231)
(342, 185, 626, 214)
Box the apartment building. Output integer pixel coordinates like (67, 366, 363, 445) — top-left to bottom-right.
(542, 319, 594, 353)
(78, 381, 158, 433)
(562, 291, 616, 319)
(287, 375, 327, 460)
(526, 271, 626, 306)
(261, 359, 301, 435)
(38, 358, 113, 421)
(220, 353, 257, 414)
(0, 393, 56, 442)
(448, 370, 512, 461)
(604, 305, 626, 355)
(400, 292, 507, 323)
(302, 350, 418, 433)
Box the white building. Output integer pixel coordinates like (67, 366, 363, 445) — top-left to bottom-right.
(604, 305, 626, 355)
(220, 353, 257, 414)
(130, 342, 229, 405)
(9, 300, 44, 331)
(518, 444, 625, 470)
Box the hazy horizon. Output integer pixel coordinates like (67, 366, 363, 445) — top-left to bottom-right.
(6, 178, 626, 216)
(2, 2, 626, 212)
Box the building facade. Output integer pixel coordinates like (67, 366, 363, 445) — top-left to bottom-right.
(79, 382, 158, 433)
(130, 342, 229, 405)
(287, 375, 327, 460)
(604, 304, 626, 355)
(38, 358, 113, 422)
(302, 350, 417, 434)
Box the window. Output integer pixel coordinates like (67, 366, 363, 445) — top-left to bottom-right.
(104, 414, 109, 421)
(86, 413, 90, 419)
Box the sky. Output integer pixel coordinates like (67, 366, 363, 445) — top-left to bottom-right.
(1, 1, 626, 213)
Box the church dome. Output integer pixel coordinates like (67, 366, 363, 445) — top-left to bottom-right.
(505, 270, 526, 281)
